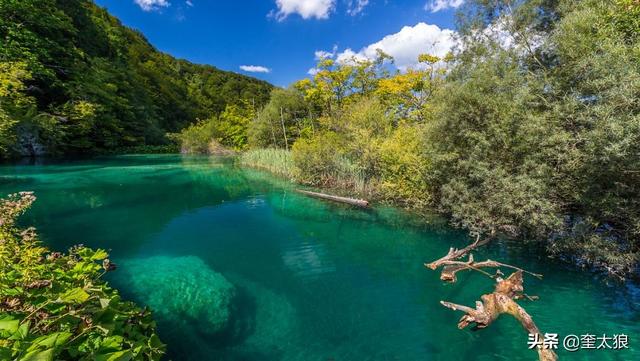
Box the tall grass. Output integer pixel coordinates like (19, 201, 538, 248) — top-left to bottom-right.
(239, 148, 295, 179)
(240, 148, 375, 197)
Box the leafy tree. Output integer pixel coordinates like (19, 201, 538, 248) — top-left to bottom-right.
(248, 88, 308, 149)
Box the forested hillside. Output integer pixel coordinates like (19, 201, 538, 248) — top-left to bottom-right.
(0, 0, 272, 156)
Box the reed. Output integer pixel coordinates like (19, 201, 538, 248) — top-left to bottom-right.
(239, 148, 295, 179)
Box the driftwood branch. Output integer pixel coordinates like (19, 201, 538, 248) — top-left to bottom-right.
(296, 190, 369, 208)
(424, 233, 492, 270)
(436, 254, 544, 283)
(440, 272, 557, 361)
(427, 234, 556, 361)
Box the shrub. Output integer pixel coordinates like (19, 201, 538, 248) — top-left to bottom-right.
(170, 119, 217, 155)
(0, 192, 164, 360)
(171, 104, 254, 154)
(378, 124, 431, 207)
(292, 132, 369, 193)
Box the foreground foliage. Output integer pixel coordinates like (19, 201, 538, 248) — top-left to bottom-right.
(0, 192, 164, 360)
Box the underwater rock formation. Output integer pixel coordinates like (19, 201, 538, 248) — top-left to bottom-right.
(117, 255, 236, 335)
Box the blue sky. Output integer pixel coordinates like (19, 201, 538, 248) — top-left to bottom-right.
(94, 0, 463, 86)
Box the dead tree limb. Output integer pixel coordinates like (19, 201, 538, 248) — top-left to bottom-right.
(424, 233, 492, 270)
(440, 271, 557, 361)
(436, 254, 544, 283)
(426, 234, 557, 361)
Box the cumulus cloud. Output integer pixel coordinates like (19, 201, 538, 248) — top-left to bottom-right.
(239, 65, 272, 73)
(271, 0, 336, 21)
(134, 0, 170, 12)
(346, 0, 369, 16)
(426, 0, 464, 13)
(314, 50, 333, 59)
(335, 48, 368, 64)
(335, 22, 457, 71)
(314, 45, 338, 60)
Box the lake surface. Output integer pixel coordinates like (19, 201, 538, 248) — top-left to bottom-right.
(0, 155, 638, 361)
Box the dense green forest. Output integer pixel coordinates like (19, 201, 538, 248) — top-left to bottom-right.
(179, 0, 640, 277)
(0, 0, 272, 156)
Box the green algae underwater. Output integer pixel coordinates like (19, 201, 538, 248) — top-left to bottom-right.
(0, 155, 637, 361)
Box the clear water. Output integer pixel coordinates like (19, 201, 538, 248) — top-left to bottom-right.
(0, 155, 638, 361)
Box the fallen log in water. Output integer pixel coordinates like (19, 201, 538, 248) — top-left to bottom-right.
(296, 190, 369, 208)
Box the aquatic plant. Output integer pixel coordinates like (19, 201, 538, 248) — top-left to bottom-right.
(0, 192, 164, 360)
(239, 148, 295, 179)
(116, 256, 236, 335)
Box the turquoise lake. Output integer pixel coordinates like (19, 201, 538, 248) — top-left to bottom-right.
(0, 154, 638, 360)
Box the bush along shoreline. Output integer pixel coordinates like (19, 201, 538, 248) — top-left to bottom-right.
(0, 192, 165, 360)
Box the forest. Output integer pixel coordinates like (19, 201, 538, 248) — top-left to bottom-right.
(0, 0, 272, 156)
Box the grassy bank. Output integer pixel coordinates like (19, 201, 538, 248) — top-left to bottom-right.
(239, 148, 381, 198)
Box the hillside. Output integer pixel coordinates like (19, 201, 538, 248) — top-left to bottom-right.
(0, 0, 272, 156)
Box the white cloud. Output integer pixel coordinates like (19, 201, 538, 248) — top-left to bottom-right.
(314, 45, 338, 60)
(308, 67, 320, 76)
(186, 0, 193, 6)
(335, 22, 457, 71)
(346, 0, 369, 16)
(426, 0, 464, 13)
(335, 48, 368, 64)
(314, 50, 333, 59)
(239, 65, 272, 73)
(134, 0, 170, 12)
(272, 0, 335, 21)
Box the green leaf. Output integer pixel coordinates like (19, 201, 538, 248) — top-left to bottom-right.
(18, 348, 54, 361)
(10, 320, 30, 340)
(0, 347, 12, 360)
(0, 315, 20, 334)
(59, 287, 90, 304)
(91, 249, 109, 260)
(95, 350, 134, 361)
(148, 333, 164, 349)
(28, 332, 72, 350)
(99, 335, 124, 352)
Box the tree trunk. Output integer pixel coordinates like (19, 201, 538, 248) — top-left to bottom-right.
(296, 190, 369, 207)
(280, 107, 289, 151)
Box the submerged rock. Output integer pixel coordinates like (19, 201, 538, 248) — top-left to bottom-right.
(117, 255, 236, 334)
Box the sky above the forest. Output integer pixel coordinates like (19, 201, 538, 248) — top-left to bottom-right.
(94, 0, 463, 86)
